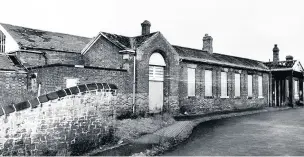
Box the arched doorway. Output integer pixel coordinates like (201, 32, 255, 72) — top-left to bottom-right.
(149, 52, 166, 113)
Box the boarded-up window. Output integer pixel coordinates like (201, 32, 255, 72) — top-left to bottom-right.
(205, 70, 212, 96)
(248, 75, 253, 97)
(258, 76, 263, 97)
(187, 68, 195, 96)
(235, 73, 241, 97)
(221, 72, 228, 97)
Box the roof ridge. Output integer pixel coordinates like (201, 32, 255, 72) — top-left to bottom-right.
(0, 22, 91, 39)
(101, 31, 131, 38)
(131, 32, 158, 38)
(172, 45, 206, 52)
(173, 44, 264, 63)
(213, 52, 264, 63)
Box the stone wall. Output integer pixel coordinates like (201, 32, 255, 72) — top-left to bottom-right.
(0, 92, 120, 156)
(0, 72, 30, 107)
(179, 62, 270, 114)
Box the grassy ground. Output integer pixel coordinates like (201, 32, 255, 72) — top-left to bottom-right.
(84, 113, 176, 155)
(114, 113, 176, 143)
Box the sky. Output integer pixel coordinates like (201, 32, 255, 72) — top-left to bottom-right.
(1, 0, 303, 63)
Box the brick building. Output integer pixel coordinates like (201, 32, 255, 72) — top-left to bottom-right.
(0, 20, 303, 115)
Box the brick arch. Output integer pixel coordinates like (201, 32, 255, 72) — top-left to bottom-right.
(147, 49, 171, 67)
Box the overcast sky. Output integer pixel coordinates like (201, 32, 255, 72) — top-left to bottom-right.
(1, 0, 303, 63)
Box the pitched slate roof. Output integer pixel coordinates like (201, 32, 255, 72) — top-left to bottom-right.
(100, 32, 157, 49)
(0, 54, 24, 71)
(173, 45, 269, 71)
(101, 32, 131, 49)
(0, 23, 91, 53)
(264, 61, 296, 69)
(132, 32, 157, 48)
(82, 31, 157, 54)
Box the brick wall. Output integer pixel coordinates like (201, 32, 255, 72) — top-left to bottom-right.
(179, 62, 270, 114)
(28, 65, 131, 96)
(83, 36, 123, 69)
(0, 92, 119, 156)
(0, 72, 30, 107)
(134, 32, 180, 114)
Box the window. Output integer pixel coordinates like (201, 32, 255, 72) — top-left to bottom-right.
(235, 73, 241, 97)
(149, 66, 164, 81)
(205, 70, 212, 97)
(0, 31, 5, 53)
(221, 71, 228, 98)
(66, 78, 79, 88)
(30, 73, 37, 92)
(294, 80, 299, 99)
(248, 75, 253, 97)
(258, 76, 263, 97)
(187, 68, 195, 96)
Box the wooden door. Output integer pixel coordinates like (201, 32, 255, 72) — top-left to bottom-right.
(149, 66, 164, 113)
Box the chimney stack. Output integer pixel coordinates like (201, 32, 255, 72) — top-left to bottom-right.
(273, 44, 279, 64)
(203, 34, 213, 54)
(141, 20, 151, 35)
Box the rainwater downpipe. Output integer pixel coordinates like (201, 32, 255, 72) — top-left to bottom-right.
(132, 51, 136, 114)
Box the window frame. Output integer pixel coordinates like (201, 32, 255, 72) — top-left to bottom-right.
(234, 73, 241, 98)
(204, 69, 213, 97)
(258, 75, 263, 98)
(187, 67, 196, 97)
(247, 75, 253, 98)
(220, 71, 229, 98)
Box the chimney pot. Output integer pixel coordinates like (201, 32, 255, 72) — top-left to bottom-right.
(203, 34, 213, 54)
(286, 55, 293, 61)
(141, 20, 151, 35)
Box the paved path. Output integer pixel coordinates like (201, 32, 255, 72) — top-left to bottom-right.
(88, 107, 292, 156)
(163, 107, 304, 156)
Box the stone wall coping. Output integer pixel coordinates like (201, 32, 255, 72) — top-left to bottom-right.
(0, 82, 118, 117)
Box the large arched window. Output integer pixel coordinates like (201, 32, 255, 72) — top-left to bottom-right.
(149, 53, 166, 66)
(149, 52, 166, 113)
(149, 53, 166, 81)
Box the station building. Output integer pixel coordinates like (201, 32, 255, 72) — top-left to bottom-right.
(0, 20, 302, 115)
